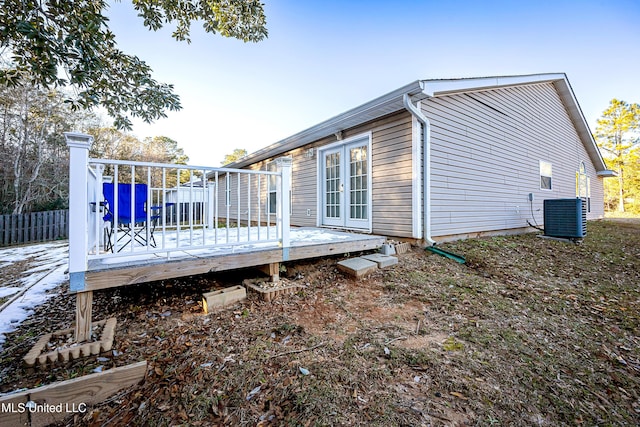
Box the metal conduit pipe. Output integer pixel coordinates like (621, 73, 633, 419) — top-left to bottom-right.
(403, 93, 436, 246)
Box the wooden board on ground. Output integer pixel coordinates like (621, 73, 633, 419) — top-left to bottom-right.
(0, 361, 147, 427)
(0, 391, 29, 426)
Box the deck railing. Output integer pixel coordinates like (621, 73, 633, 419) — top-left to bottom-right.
(66, 133, 292, 278)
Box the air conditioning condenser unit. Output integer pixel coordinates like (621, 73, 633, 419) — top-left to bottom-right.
(543, 198, 586, 239)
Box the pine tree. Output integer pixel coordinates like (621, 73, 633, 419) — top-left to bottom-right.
(595, 99, 640, 212)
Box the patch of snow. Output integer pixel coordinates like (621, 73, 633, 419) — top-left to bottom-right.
(0, 242, 69, 349)
(0, 227, 364, 348)
(0, 287, 21, 298)
(94, 227, 351, 265)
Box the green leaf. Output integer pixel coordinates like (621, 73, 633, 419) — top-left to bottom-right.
(1, 0, 267, 129)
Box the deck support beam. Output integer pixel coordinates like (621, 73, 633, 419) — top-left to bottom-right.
(75, 291, 93, 342)
(258, 262, 280, 282)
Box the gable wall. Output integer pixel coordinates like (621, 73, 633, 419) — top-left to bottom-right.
(423, 82, 604, 239)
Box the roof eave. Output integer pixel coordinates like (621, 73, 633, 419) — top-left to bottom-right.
(597, 170, 617, 177)
(230, 73, 608, 174)
(228, 80, 427, 168)
(551, 77, 609, 173)
(421, 73, 567, 96)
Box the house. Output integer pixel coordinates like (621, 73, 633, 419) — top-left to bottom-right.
(228, 73, 614, 243)
(62, 73, 612, 342)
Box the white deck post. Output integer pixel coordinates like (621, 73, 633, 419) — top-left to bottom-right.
(276, 157, 292, 259)
(65, 132, 94, 342)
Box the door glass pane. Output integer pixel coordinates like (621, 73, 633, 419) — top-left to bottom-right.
(349, 145, 367, 220)
(325, 152, 341, 219)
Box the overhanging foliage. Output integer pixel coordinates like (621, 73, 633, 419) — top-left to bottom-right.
(0, 0, 267, 129)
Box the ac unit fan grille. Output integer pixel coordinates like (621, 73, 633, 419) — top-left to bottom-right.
(543, 198, 586, 238)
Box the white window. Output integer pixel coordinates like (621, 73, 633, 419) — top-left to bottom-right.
(577, 162, 591, 212)
(267, 161, 277, 215)
(540, 161, 552, 190)
(225, 175, 231, 207)
(266, 159, 292, 216)
(577, 162, 587, 198)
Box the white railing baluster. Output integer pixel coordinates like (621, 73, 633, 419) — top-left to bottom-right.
(266, 172, 271, 241)
(257, 174, 262, 241)
(146, 166, 152, 252)
(78, 158, 288, 261)
(189, 169, 194, 246)
(225, 173, 230, 244)
(162, 168, 166, 251)
(113, 165, 119, 253)
(236, 172, 241, 242)
(129, 165, 135, 253)
(214, 171, 219, 244)
(176, 167, 181, 248)
(202, 168, 206, 246)
(247, 174, 251, 241)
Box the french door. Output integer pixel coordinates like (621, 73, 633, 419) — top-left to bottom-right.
(321, 138, 370, 230)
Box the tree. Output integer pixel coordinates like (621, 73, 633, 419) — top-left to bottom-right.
(595, 99, 640, 212)
(222, 148, 248, 165)
(89, 128, 191, 187)
(0, 82, 90, 214)
(0, 0, 267, 129)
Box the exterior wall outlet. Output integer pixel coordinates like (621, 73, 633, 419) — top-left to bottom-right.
(528, 193, 535, 202)
(306, 209, 311, 216)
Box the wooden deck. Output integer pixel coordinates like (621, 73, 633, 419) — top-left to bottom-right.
(83, 227, 386, 292)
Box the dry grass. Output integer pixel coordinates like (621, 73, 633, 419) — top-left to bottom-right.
(0, 219, 639, 426)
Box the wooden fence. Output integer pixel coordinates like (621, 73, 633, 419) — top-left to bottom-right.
(0, 209, 69, 246)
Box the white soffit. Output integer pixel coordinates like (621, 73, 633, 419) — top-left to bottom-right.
(420, 73, 566, 97)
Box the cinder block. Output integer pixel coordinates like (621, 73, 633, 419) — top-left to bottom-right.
(362, 253, 398, 268)
(337, 258, 378, 278)
(203, 285, 246, 313)
(380, 244, 396, 255)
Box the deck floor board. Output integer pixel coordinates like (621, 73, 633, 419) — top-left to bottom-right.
(84, 228, 385, 291)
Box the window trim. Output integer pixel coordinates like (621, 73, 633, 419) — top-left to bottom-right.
(539, 160, 553, 191)
(266, 158, 292, 216)
(577, 161, 591, 213)
(266, 161, 277, 216)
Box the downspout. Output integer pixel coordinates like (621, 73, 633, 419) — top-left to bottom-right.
(403, 93, 436, 246)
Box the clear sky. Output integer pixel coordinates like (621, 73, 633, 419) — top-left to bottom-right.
(105, 0, 640, 165)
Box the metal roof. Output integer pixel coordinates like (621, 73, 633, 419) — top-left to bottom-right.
(229, 73, 608, 172)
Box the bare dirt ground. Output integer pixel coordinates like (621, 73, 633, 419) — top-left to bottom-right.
(1, 219, 639, 426)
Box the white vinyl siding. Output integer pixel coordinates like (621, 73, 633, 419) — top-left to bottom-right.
(424, 81, 604, 238)
(370, 114, 414, 236)
(242, 112, 415, 237)
(234, 80, 604, 239)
